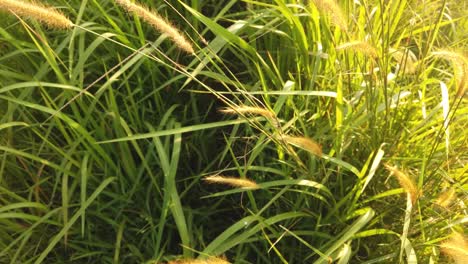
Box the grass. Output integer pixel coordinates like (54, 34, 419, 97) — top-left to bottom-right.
(0, 0, 467, 263)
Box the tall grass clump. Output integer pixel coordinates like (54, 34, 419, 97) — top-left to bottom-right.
(0, 0, 466, 263)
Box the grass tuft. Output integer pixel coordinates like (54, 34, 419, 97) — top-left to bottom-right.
(0, 0, 466, 262)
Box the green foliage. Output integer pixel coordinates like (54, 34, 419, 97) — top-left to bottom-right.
(0, 0, 466, 263)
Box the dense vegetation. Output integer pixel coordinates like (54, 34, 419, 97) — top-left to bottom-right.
(0, 0, 466, 263)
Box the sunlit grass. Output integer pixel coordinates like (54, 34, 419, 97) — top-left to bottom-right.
(0, 0, 466, 263)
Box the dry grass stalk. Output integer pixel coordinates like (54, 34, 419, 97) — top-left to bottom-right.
(204, 175, 259, 190)
(440, 232, 468, 264)
(336, 41, 378, 58)
(168, 256, 230, 264)
(282, 135, 322, 157)
(432, 50, 467, 97)
(115, 0, 194, 54)
(384, 164, 420, 204)
(311, 0, 348, 32)
(435, 188, 456, 209)
(0, 0, 73, 29)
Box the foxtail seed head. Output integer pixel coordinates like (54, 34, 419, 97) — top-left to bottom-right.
(219, 105, 279, 128)
(219, 105, 276, 120)
(219, 105, 275, 119)
(336, 41, 378, 58)
(432, 50, 467, 97)
(115, 0, 194, 54)
(0, 0, 73, 29)
(282, 135, 322, 157)
(311, 0, 348, 32)
(390, 48, 418, 74)
(384, 164, 420, 205)
(168, 256, 230, 264)
(435, 188, 457, 209)
(440, 232, 468, 264)
(204, 175, 259, 190)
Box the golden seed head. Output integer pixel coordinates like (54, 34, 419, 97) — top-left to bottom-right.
(384, 164, 420, 204)
(282, 135, 322, 157)
(219, 105, 276, 119)
(203, 175, 259, 190)
(390, 48, 418, 74)
(440, 232, 468, 264)
(168, 256, 230, 264)
(115, 0, 194, 54)
(336, 41, 379, 58)
(432, 50, 467, 97)
(311, 0, 348, 32)
(0, 0, 73, 29)
(435, 188, 457, 209)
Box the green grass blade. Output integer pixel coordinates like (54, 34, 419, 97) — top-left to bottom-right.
(98, 118, 255, 143)
(314, 208, 375, 264)
(34, 177, 116, 264)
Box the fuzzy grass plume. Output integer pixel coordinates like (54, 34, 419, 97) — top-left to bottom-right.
(0, 0, 73, 29)
(336, 41, 378, 58)
(440, 232, 468, 264)
(219, 105, 275, 119)
(384, 164, 420, 204)
(219, 105, 278, 127)
(390, 48, 418, 74)
(431, 50, 467, 97)
(115, 0, 194, 54)
(311, 0, 348, 32)
(167, 256, 230, 264)
(435, 188, 457, 209)
(204, 175, 259, 190)
(282, 135, 322, 157)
